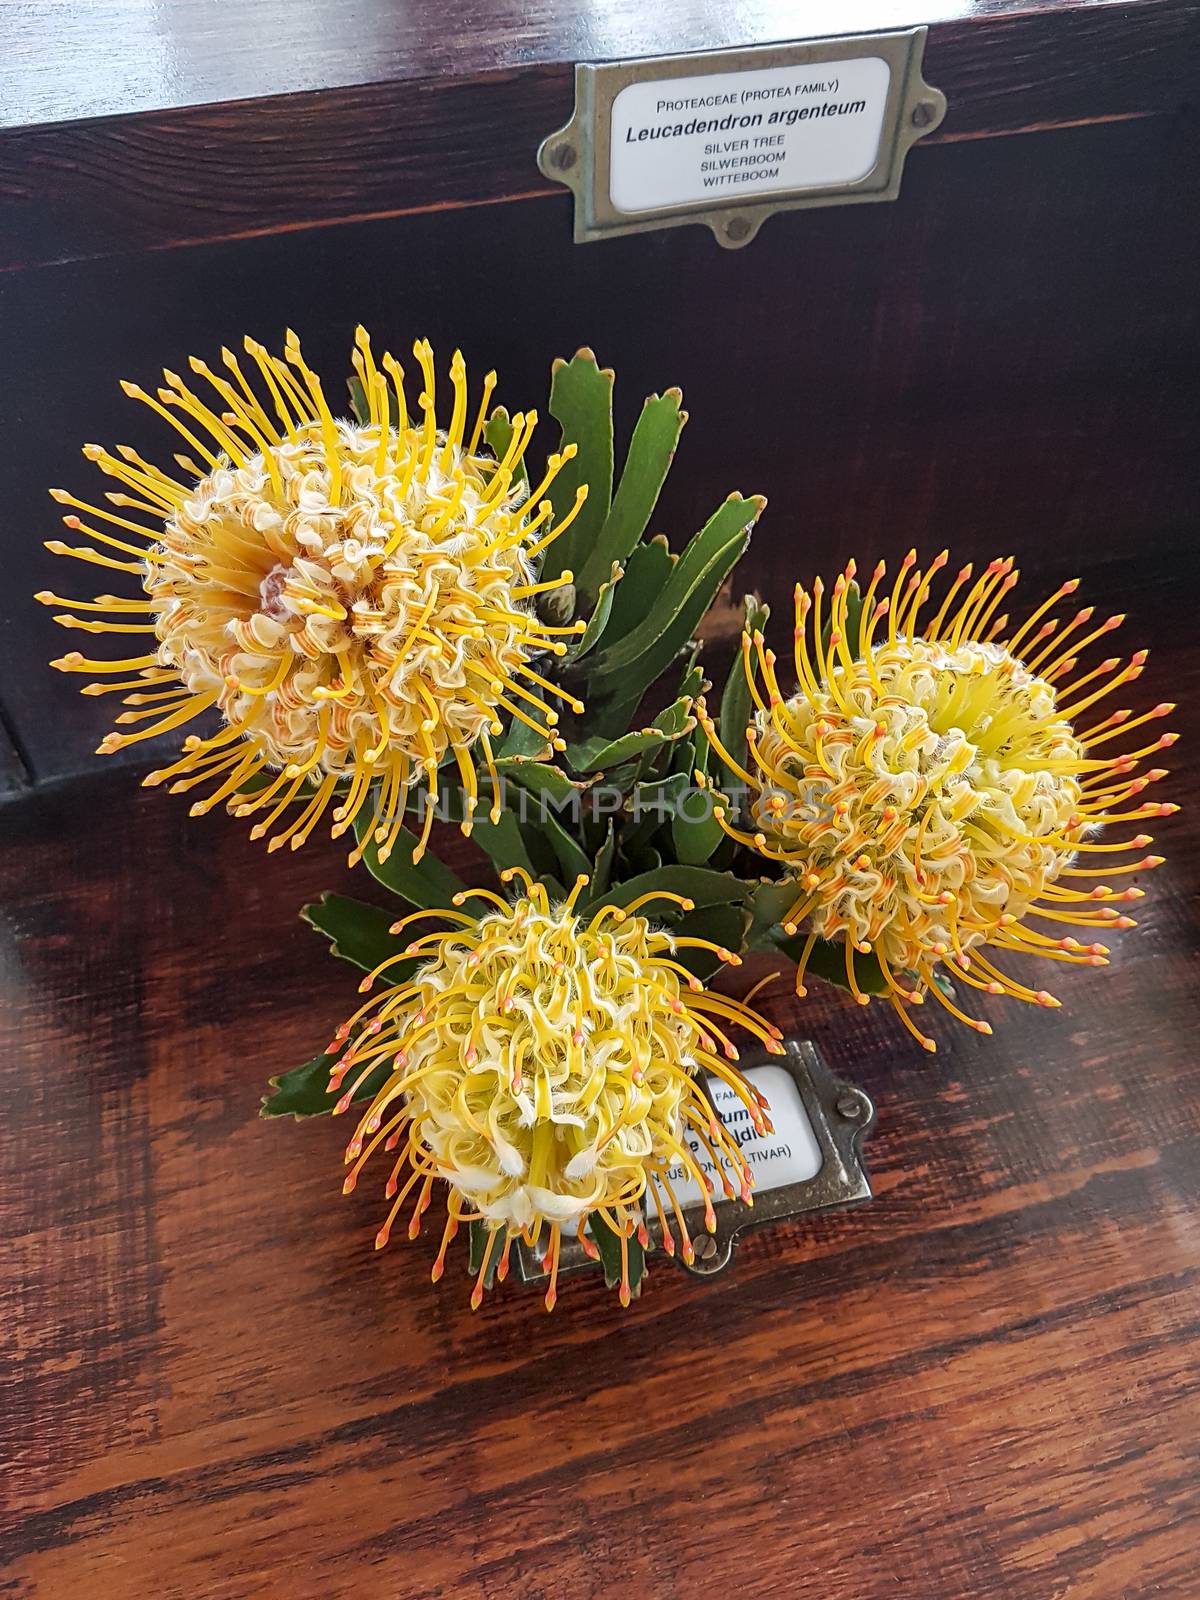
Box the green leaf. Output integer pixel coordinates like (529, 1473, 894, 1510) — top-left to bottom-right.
(529, 806, 592, 886)
(590, 496, 763, 677)
(590, 864, 745, 918)
(495, 759, 587, 809)
(566, 729, 660, 772)
(776, 932, 888, 995)
(482, 407, 529, 488)
(301, 892, 402, 975)
(468, 807, 538, 880)
(747, 879, 802, 948)
(565, 562, 622, 663)
(670, 902, 752, 979)
(352, 806, 467, 909)
(623, 771, 688, 852)
(650, 698, 694, 739)
(590, 822, 617, 900)
(586, 1212, 646, 1298)
(602, 536, 674, 647)
(495, 715, 553, 761)
(671, 781, 724, 866)
(347, 375, 370, 426)
(468, 1221, 506, 1289)
(546, 350, 614, 576)
(575, 389, 686, 603)
(716, 594, 770, 790)
(262, 1050, 390, 1119)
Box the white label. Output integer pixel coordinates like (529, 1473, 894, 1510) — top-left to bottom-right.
(662, 1063, 824, 1209)
(609, 56, 891, 214)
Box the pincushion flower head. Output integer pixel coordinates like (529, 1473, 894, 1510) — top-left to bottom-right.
(326, 872, 781, 1310)
(41, 329, 589, 859)
(700, 551, 1177, 1051)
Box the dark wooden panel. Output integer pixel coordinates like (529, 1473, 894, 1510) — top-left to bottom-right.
(4, 115, 1197, 784)
(0, 0, 1188, 131)
(1, 0, 1197, 269)
(0, 713, 30, 798)
(2, 543, 1197, 1597)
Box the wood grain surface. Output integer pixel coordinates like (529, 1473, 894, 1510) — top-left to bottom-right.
(1, 0, 1197, 270)
(2, 545, 1197, 1597)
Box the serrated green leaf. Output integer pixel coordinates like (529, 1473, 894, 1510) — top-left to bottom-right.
(590, 821, 616, 900)
(602, 536, 674, 647)
(565, 562, 622, 663)
(495, 714, 553, 761)
(651, 698, 694, 739)
(588, 864, 745, 918)
(482, 406, 529, 488)
(262, 1050, 390, 1119)
(580, 501, 760, 744)
(494, 760, 588, 815)
(776, 931, 888, 995)
(586, 1211, 646, 1298)
(567, 721, 676, 772)
(623, 771, 688, 852)
(575, 389, 685, 603)
(547, 350, 614, 576)
(352, 805, 467, 909)
(716, 594, 770, 790)
(590, 496, 762, 677)
(301, 892, 402, 974)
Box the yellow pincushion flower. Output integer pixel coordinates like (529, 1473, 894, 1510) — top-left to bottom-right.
(41, 330, 589, 859)
(328, 872, 781, 1310)
(701, 551, 1177, 1051)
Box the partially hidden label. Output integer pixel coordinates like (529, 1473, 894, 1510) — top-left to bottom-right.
(609, 56, 891, 214)
(662, 1063, 824, 1209)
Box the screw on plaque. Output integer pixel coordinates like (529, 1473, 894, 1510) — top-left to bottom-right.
(911, 102, 937, 128)
(548, 142, 577, 172)
(724, 215, 753, 243)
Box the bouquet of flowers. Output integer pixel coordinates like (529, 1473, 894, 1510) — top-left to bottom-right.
(41, 329, 1177, 1308)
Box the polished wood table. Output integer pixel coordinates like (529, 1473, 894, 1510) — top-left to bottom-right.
(3, 550, 1197, 1597)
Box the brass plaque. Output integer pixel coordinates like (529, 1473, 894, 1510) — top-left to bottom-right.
(516, 1039, 875, 1285)
(539, 30, 946, 248)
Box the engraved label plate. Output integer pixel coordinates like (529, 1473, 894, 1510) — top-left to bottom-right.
(539, 30, 945, 248)
(516, 1039, 875, 1286)
(661, 1063, 825, 1208)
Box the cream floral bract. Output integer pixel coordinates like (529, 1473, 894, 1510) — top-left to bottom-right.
(42, 330, 588, 858)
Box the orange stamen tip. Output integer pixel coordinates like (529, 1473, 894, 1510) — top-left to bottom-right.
(342, 1175, 356, 1195)
(470, 1288, 484, 1311)
(431, 1261, 444, 1282)
(375, 1229, 390, 1250)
